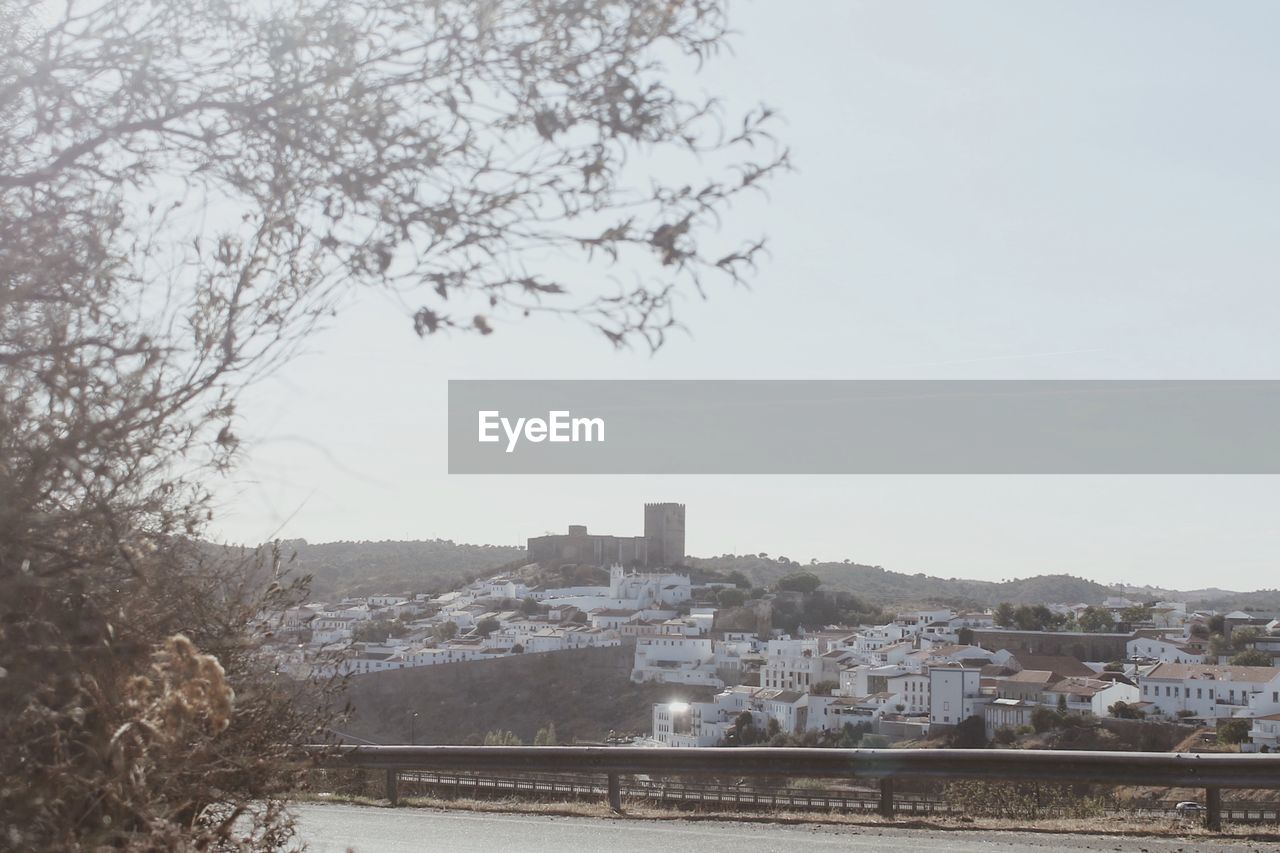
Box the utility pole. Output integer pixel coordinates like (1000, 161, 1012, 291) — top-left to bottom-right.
(410, 711, 419, 745)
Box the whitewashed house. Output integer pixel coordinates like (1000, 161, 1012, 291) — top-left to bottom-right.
(1043, 676, 1140, 716)
(631, 635, 721, 687)
(1126, 636, 1204, 664)
(761, 639, 822, 691)
(1138, 663, 1280, 720)
(1246, 713, 1280, 753)
(929, 666, 987, 726)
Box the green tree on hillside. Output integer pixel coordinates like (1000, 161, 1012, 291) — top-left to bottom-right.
(717, 588, 747, 608)
(1230, 649, 1272, 667)
(1231, 627, 1265, 651)
(1006, 604, 1061, 632)
(1120, 605, 1151, 624)
(1077, 607, 1116, 633)
(776, 572, 822, 594)
(948, 716, 988, 748)
(1217, 719, 1250, 745)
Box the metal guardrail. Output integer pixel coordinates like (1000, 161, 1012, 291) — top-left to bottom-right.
(315, 745, 1280, 831)
(391, 770, 1280, 823)
(396, 770, 960, 816)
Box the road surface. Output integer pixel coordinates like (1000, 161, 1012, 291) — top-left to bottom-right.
(293, 803, 1270, 852)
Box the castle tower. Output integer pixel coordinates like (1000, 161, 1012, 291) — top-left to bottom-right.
(643, 502, 686, 568)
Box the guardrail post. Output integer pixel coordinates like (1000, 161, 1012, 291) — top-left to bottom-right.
(386, 769, 399, 807)
(879, 778, 894, 819)
(1206, 786, 1221, 832)
(607, 773, 622, 813)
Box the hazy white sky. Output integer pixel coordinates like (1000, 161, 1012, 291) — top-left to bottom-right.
(211, 1, 1280, 591)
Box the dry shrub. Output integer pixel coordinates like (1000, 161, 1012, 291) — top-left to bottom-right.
(1, 0, 784, 847)
(943, 780, 1112, 820)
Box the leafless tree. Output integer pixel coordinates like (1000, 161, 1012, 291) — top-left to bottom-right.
(0, 0, 785, 847)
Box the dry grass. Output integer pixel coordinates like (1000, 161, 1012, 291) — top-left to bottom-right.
(297, 791, 1280, 842)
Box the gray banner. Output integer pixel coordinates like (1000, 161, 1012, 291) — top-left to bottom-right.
(447, 380, 1280, 474)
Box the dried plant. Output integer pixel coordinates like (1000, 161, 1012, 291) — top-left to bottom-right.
(1, 0, 784, 847)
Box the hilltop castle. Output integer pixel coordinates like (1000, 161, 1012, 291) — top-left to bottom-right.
(527, 502, 686, 569)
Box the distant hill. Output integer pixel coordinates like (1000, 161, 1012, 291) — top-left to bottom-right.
(208, 535, 1272, 611)
(689, 555, 1116, 610)
(340, 646, 713, 744)
(1115, 585, 1280, 614)
(215, 538, 528, 601)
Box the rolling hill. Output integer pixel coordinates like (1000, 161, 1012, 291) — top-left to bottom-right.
(689, 554, 1116, 610)
(339, 646, 712, 745)
(210, 538, 529, 600)
(207, 536, 1276, 612)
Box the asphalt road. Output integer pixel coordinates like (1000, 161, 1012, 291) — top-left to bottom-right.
(293, 803, 1271, 853)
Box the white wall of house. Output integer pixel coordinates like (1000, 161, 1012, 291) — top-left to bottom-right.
(762, 639, 822, 691)
(631, 636, 721, 686)
(984, 698, 1039, 736)
(1138, 665, 1280, 719)
(885, 672, 931, 714)
(1126, 637, 1203, 664)
(1246, 715, 1280, 753)
(929, 667, 984, 725)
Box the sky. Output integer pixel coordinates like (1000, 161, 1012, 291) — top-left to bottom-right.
(210, 1, 1280, 591)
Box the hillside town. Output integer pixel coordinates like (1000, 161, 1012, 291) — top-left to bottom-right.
(263, 504, 1280, 754)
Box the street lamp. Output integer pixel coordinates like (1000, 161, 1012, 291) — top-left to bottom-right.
(409, 711, 419, 745)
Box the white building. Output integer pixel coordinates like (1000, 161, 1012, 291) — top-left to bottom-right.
(807, 694, 891, 730)
(1139, 663, 1280, 720)
(1126, 636, 1204, 664)
(754, 688, 809, 734)
(589, 608, 642, 630)
(1043, 676, 1140, 717)
(631, 635, 721, 687)
(479, 577, 533, 600)
(895, 609, 955, 632)
(310, 615, 357, 645)
(541, 565, 692, 612)
(839, 665, 929, 715)
(851, 623, 911, 653)
(403, 644, 487, 666)
(761, 639, 822, 691)
(929, 666, 987, 726)
(984, 698, 1041, 736)
(1246, 713, 1280, 753)
(651, 685, 809, 747)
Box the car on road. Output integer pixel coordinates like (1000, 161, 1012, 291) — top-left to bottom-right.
(1175, 801, 1207, 815)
